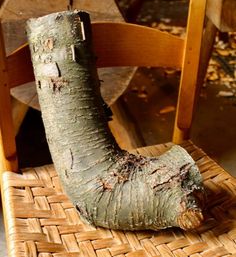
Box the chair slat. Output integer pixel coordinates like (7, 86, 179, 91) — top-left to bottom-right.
(7, 22, 184, 89)
(92, 22, 184, 68)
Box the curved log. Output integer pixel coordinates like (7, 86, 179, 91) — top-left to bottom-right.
(26, 11, 204, 231)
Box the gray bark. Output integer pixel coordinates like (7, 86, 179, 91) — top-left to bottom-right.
(26, 11, 205, 231)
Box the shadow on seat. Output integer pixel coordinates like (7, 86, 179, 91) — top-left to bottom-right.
(1, 0, 236, 256)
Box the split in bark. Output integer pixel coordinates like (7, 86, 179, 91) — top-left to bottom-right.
(26, 11, 205, 231)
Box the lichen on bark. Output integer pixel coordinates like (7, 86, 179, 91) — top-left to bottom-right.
(26, 11, 205, 231)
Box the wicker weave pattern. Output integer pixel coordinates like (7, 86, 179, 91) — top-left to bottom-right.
(2, 141, 236, 257)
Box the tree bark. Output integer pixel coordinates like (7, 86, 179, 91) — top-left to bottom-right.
(26, 11, 205, 231)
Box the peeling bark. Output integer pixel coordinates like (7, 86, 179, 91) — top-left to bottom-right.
(26, 11, 205, 231)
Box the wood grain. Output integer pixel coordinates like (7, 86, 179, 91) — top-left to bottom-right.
(173, 0, 206, 143)
(93, 22, 184, 69)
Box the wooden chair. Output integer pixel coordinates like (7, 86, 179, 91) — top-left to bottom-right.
(1, 0, 236, 256)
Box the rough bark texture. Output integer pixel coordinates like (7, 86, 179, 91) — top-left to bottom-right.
(26, 11, 205, 231)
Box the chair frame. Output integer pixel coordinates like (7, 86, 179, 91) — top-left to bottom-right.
(0, 1, 207, 254)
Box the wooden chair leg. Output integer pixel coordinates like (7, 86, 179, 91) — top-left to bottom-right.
(172, 122, 190, 144)
(196, 18, 217, 94)
(173, 18, 217, 145)
(0, 24, 18, 174)
(173, 0, 207, 144)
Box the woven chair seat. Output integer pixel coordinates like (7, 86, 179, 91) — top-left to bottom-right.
(2, 140, 236, 257)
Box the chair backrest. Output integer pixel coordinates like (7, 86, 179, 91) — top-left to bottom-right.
(0, 0, 206, 173)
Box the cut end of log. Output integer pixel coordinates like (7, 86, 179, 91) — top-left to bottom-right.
(177, 208, 204, 230)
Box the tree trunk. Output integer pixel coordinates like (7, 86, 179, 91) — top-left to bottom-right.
(26, 11, 205, 231)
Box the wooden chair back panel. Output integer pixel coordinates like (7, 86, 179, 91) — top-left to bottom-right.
(7, 22, 184, 89)
(93, 22, 184, 68)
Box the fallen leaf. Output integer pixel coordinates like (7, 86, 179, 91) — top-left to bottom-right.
(216, 49, 230, 56)
(137, 93, 147, 98)
(165, 69, 177, 75)
(160, 18, 171, 23)
(209, 59, 220, 66)
(217, 91, 234, 97)
(159, 105, 176, 114)
(207, 72, 219, 81)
